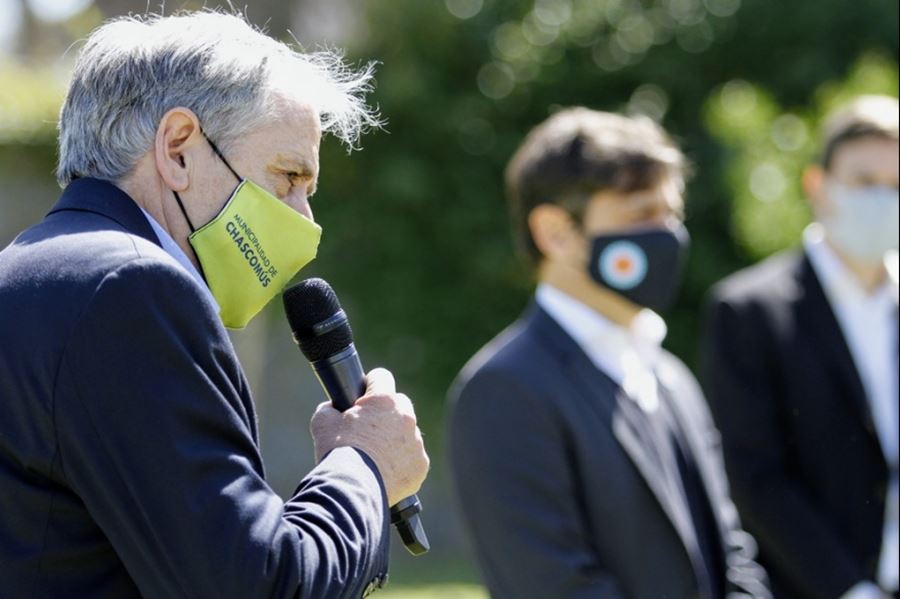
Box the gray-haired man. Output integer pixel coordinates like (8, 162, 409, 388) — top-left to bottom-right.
(0, 11, 428, 598)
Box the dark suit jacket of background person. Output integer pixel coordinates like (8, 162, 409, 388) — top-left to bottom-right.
(0, 178, 390, 598)
(702, 250, 895, 599)
(448, 303, 771, 599)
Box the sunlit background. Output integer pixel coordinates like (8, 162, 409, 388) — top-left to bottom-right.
(1, 0, 897, 596)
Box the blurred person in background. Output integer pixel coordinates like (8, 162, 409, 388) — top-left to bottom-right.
(447, 108, 770, 599)
(702, 95, 899, 599)
(0, 10, 429, 598)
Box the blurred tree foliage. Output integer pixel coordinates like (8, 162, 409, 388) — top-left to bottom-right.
(305, 0, 898, 442)
(705, 54, 899, 260)
(1, 0, 897, 447)
(0, 59, 64, 144)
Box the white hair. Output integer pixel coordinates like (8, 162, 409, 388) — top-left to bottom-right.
(56, 10, 381, 186)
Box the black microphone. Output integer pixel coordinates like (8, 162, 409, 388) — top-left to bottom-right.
(282, 278, 429, 556)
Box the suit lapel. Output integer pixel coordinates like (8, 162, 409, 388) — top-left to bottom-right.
(655, 368, 731, 555)
(528, 306, 706, 584)
(608, 387, 703, 556)
(48, 177, 162, 248)
(796, 253, 875, 434)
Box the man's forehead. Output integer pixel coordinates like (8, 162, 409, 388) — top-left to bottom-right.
(257, 102, 322, 169)
(624, 179, 683, 205)
(833, 135, 899, 161)
(831, 136, 899, 176)
(270, 94, 322, 132)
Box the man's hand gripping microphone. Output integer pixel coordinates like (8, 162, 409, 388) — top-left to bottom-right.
(282, 278, 429, 555)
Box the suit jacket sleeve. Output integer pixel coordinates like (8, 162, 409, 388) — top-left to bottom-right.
(701, 296, 863, 598)
(449, 367, 626, 599)
(52, 258, 389, 599)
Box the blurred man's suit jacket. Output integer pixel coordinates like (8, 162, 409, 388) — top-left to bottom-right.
(0, 178, 389, 598)
(448, 286, 770, 599)
(702, 235, 899, 598)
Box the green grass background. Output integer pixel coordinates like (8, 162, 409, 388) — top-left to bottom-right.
(379, 584, 487, 599)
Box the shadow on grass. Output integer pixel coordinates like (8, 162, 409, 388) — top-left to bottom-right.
(380, 550, 488, 597)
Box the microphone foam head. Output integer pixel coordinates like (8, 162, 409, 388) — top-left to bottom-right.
(283, 278, 354, 362)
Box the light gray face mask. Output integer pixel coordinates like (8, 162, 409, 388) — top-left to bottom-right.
(823, 181, 900, 263)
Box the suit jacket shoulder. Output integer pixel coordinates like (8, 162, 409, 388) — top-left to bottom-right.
(451, 304, 572, 408)
(0, 192, 227, 415)
(710, 250, 803, 307)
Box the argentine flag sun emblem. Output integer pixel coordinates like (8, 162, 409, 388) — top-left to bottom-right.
(598, 240, 648, 290)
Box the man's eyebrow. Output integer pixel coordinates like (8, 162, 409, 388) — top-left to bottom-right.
(853, 171, 893, 183)
(624, 192, 665, 208)
(273, 154, 317, 177)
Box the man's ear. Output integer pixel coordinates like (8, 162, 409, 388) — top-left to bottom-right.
(529, 204, 581, 262)
(802, 164, 827, 214)
(154, 108, 203, 193)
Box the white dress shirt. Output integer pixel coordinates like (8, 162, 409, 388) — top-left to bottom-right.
(535, 283, 668, 412)
(140, 208, 220, 313)
(805, 224, 900, 596)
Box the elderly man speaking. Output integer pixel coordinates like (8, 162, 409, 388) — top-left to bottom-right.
(0, 10, 429, 599)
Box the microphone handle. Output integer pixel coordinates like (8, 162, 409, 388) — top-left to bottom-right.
(311, 345, 364, 412)
(311, 346, 430, 556)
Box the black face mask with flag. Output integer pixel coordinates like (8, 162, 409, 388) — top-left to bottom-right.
(587, 223, 691, 313)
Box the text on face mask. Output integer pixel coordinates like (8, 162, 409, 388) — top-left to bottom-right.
(226, 216, 279, 287)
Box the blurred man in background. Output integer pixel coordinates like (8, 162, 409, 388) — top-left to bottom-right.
(702, 95, 899, 599)
(448, 108, 770, 598)
(0, 11, 428, 598)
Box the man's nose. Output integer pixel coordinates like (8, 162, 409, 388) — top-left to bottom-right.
(285, 189, 315, 221)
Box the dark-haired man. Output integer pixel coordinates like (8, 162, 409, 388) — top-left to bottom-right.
(702, 96, 899, 599)
(447, 108, 770, 598)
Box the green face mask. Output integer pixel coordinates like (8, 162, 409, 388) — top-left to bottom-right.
(173, 135, 322, 329)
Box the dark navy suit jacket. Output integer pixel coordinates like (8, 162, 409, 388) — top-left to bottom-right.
(0, 178, 389, 598)
(702, 252, 895, 598)
(448, 304, 770, 599)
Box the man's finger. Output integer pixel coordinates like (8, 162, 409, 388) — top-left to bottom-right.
(365, 367, 396, 396)
(313, 401, 337, 417)
(393, 393, 415, 418)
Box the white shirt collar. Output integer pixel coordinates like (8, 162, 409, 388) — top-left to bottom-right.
(804, 223, 899, 309)
(535, 283, 667, 410)
(139, 208, 219, 312)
